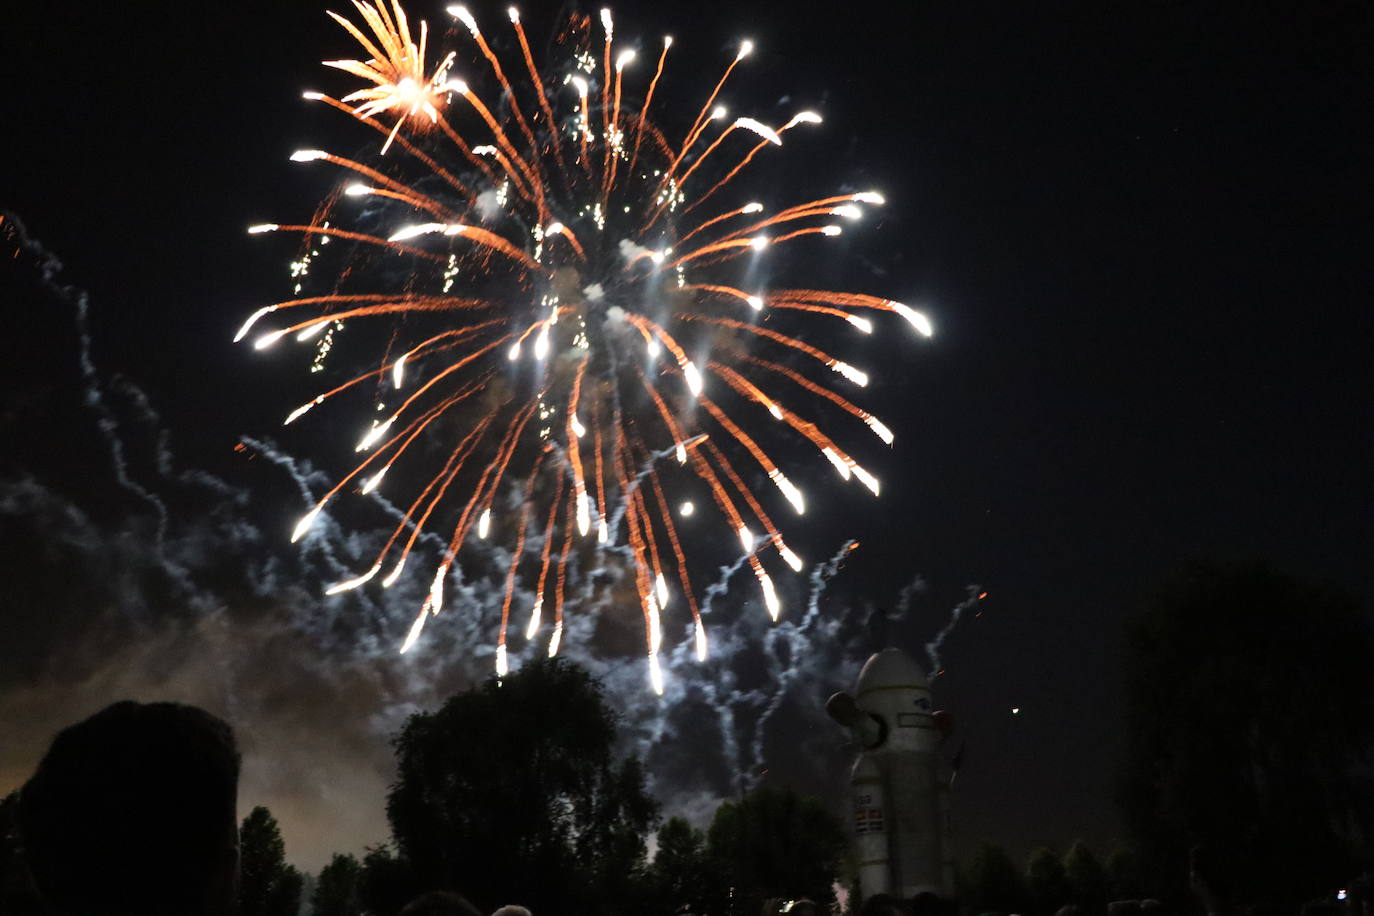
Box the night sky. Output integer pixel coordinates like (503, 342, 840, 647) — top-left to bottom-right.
(3, 0, 1371, 876)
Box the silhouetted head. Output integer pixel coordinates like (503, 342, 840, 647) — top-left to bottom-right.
(911, 891, 946, 916)
(859, 893, 911, 916)
(490, 906, 534, 916)
(397, 890, 484, 916)
(18, 701, 240, 916)
(785, 900, 823, 916)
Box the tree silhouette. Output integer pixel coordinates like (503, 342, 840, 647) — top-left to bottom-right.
(358, 844, 418, 916)
(313, 852, 363, 916)
(646, 816, 711, 913)
(1063, 842, 1106, 916)
(703, 785, 847, 915)
(1118, 561, 1374, 904)
(963, 841, 1027, 915)
(0, 793, 43, 916)
(386, 658, 658, 914)
(1026, 847, 1070, 916)
(239, 806, 302, 916)
(1103, 844, 1146, 902)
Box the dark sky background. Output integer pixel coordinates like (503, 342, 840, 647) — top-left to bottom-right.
(3, 0, 1371, 877)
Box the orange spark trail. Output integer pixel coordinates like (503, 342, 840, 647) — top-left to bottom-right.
(712, 205, 849, 242)
(253, 224, 449, 262)
(383, 335, 512, 424)
(677, 204, 762, 248)
(628, 37, 670, 176)
(544, 224, 587, 262)
(565, 356, 592, 535)
(446, 89, 546, 214)
(645, 462, 704, 649)
(440, 396, 542, 565)
(688, 447, 779, 615)
(260, 304, 501, 347)
(379, 412, 495, 579)
(675, 120, 753, 188)
(666, 53, 743, 182)
(761, 300, 866, 326)
(432, 115, 504, 187)
(456, 11, 541, 160)
(711, 361, 861, 479)
(591, 399, 610, 543)
(576, 87, 593, 175)
(614, 444, 655, 642)
(527, 471, 568, 641)
(605, 64, 625, 197)
(622, 315, 702, 398)
(549, 490, 576, 657)
(665, 237, 763, 269)
(235, 294, 493, 343)
(682, 114, 818, 215)
(634, 366, 688, 459)
(509, 14, 573, 186)
(308, 378, 485, 527)
(305, 93, 475, 198)
(599, 12, 615, 199)
(296, 151, 456, 217)
(681, 138, 771, 215)
(681, 314, 860, 381)
(627, 442, 666, 604)
(737, 353, 875, 424)
(772, 226, 836, 245)
(700, 438, 786, 556)
(698, 393, 799, 513)
(497, 452, 547, 666)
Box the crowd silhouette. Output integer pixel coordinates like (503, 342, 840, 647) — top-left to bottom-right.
(3, 694, 1369, 916)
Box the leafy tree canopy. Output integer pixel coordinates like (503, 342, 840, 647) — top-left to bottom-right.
(386, 658, 658, 915)
(704, 785, 847, 915)
(646, 816, 710, 913)
(964, 841, 1027, 915)
(1063, 841, 1106, 916)
(1118, 561, 1374, 904)
(1026, 847, 1071, 916)
(239, 806, 302, 916)
(313, 852, 363, 916)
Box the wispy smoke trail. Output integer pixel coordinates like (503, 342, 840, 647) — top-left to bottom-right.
(2, 208, 976, 865)
(11, 212, 171, 545)
(744, 539, 860, 788)
(925, 584, 983, 679)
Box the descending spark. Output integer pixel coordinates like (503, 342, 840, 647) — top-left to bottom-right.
(242, 0, 934, 681)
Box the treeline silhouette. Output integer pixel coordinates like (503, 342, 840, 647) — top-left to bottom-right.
(0, 562, 1370, 916)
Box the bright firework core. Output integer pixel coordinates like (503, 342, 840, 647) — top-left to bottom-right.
(240, 1, 933, 694)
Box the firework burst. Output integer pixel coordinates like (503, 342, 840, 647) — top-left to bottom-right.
(240, 0, 932, 693)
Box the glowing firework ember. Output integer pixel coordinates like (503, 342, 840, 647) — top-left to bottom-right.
(241, 0, 933, 693)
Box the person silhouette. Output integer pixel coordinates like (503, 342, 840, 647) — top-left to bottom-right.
(397, 890, 484, 916)
(18, 701, 241, 916)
